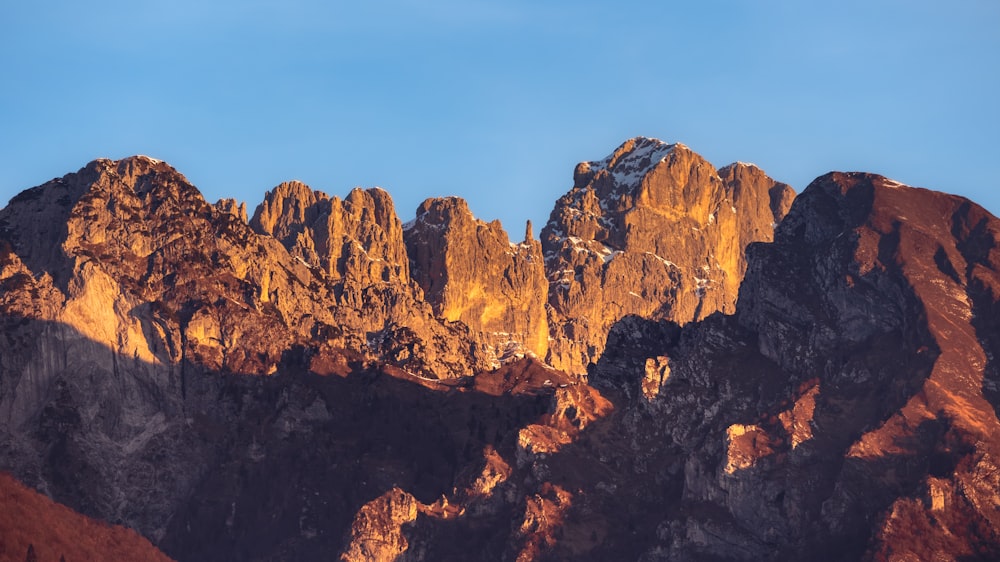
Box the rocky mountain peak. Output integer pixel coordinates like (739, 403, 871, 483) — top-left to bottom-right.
(405, 196, 549, 363)
(572, 136, 679, 191)
(540, 138, 793, 374)
(0, 156, 211, 288)
(623, 174, 1000, 560)
(718, 161, 795, 224)
(250, 182, 408, 281)
(1, 145, 999, 561)
(251, 180, 328, 236)
(215, 198, 248, 223)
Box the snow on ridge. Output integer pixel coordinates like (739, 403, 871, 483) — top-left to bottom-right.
(644, 251, 677, 268)
(601, 138, 677, 191)
(135, 155, 164, 164)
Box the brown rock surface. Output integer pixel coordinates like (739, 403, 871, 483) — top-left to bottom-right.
(541, 137, 793, 374)
(247, 180, 490, 379)
(405, 197, 549, 363)
(554, 173, 1000, 560)
(2, 150, 999, 562)
(340, 487, 420, 562)
(0, 156, 495, 558)
(214, 197, 248, 223)
(250, 181, 409, 283)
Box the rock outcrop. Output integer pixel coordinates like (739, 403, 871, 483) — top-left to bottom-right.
(0, 156, 491, 555)
(0, 154, 487, 381)
(1, 148, 998, 561)
(340, 487, 420, 562)
(548, 173, 1000, 560)
(541, 137, 793, 374)
(247, 180, 490, 379)
(405, 197, 549, 364)
(250, 181, 409, 283)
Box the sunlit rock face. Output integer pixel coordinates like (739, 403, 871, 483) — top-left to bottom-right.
(250, 181, 410, 283)
(405, 196, 550, 365)
(0, 147, 998, 561)
(540, 137, 793, 374)
(249, 179, 493, 379)
(0, 155, 491, 552)
(574, 173, 1000, 561)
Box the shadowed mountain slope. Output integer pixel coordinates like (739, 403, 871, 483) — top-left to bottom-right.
(0, 145, 997, 560)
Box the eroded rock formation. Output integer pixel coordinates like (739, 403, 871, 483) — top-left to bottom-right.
(0, 147, 998, 562)
(556, 173, 1000, 560)
(405, 197, 549, 364)
(541, 137, 794, 373)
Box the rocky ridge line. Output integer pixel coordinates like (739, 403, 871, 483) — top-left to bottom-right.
(1, 143, 994, 560)
(404, 196, 549, 366)
(541, 136, 794, 373)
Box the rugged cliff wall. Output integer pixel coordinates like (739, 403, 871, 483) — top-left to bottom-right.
(0, 156, 491, 552)
(0, 147, 997, 561)
(541, 137, 793, 373)
(250, 181, 409, 283)
(405, 197, 549, 364)
(565, 173, 1000, 560)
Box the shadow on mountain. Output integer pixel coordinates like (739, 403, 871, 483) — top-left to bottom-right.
(525, 310, 956, 561)
(0, 313, 553, 562)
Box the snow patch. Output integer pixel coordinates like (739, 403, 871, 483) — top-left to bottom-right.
(588, 137, 677, 192)
(644, 252, 676, 268)
(694, 276, 710, 297)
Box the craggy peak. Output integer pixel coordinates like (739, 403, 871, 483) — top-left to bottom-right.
(0, 138, 998, 561)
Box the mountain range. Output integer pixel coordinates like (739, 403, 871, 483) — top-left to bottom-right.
(0, 137, 997, 561)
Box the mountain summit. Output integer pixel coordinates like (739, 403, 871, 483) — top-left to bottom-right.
(0, 140, 997, 560)
(542, 137, 794, 373)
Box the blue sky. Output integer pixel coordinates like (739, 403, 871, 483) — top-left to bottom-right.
(2, 1, 998, 236)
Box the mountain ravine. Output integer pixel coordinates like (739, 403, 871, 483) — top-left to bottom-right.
(0, 138, 997, 561)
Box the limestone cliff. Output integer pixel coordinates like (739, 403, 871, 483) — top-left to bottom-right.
(541, 137, 793, 374)
(1, 150, 998, 562)
(0, 153, 491, 381)
(0, 155, 488, 551)
(556, 173, 1000, 560)
(250, 181, 408, 283)
(247, 180, 490, 378)
(405, 197, 549, 364)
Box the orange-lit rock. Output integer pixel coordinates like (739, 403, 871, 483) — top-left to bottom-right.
(512, 483, 573, 562)
(405, 197, 549, 362)
(542, 137, 793, 374)
(0, 151, 998, 561)
(724, 423, 778, 474)
(778, 379, 818, 449)
(340, 488, 419, 562)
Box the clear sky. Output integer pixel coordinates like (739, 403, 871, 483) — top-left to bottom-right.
(2, 1, 998, 238)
